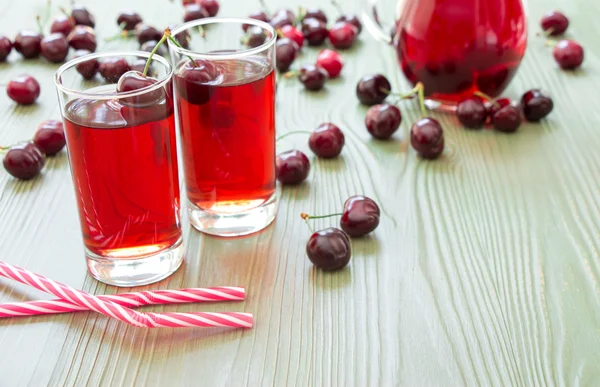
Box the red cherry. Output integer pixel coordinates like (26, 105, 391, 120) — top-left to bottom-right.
(410, 118, 444, 159)
(340, 196, 380, 237)
(316, 49, 344, 78)
(492, 105, 521, 133)
(541, 11, 569, 36)
(74, 49, 99, 79)
(117, 11, 143, 31)
(0, 36, 13, 61)
(3, 142, 45, 180)
(336, 14, 362, 34)
(7, 75, 40, 105)
(116, 70, 164, 106)
(33, 120, 66, 156)
(486, 97, 513, 120)
(197, 0, 219, 17)
(276, 150, 310, 185)
(328, 22, 358, 49)
(301, 18, 328, 46)
(99, 57, 130, 83)
(456, 97, 486, 129)
(184, 4, 209, 23)
(306, 228, 351, 271)
(303, 9, 328, 23)
(243, 11, 270, 32)
(40, 33, 69, 63)
(67, 26, 97, 52)
(14, 30, 43, 59)
(299, 65, 328, 91)
(281, 25, 304, 48)
(275, 38, 299, 72)
(71, 5, 95, 28)
(365, 104, 401, 140)
(174, 59, 220, 105)
(309, 123, 345, 158)
(50, 15, 75, 36)
(553, 39, 584, 70)
(135, 24, 162, 45)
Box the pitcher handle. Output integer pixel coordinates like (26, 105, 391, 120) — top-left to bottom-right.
(361, 0, 394, 44)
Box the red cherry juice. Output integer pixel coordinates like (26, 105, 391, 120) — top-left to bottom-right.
(395, 0, 527, 104)
(174, 59, 276, 212)
(63, 95, 181, 258)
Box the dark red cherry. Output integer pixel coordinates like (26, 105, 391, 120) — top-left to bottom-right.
(486, 97, 512, 120)
(456, 97, 486, 129)
(50, 15, 74, 36)
(117, 11, 142, 31)
(172, 28, 191, 49)
(269, 14, 293, 30)
(276, 150, 310, 184)
(274, 9, 295, 23)
(245, 26, 267, 48)
(7, 75, 40, 105)
(117, 70, 163, 106)
(0, 36, 12, 61)
(67, 26, 97, 52)
(140, 40, 168, 58)
(243, 11, 270, 32)
(281, 25, 304, 48)
(74, 49, 99, 79)
(306, 228, 351, 271)
(13, 30, 43, 59)
(99, 57, 130, 83)
(174, 59, 219, 105)
(328, 22, 358, 49)
(304, 8, 327, 23)
(553, 39, 584, 70)
(365, 104, 401, 140)
(198, 0, 219, 17)
(183, 4, 209, 23)
(71, 5, 95, 28)
(33, 120, 66, 156)
(520, 89, 554, 122)
(40, 33, 69, 63)
(356, 74, 390, 105)
(340, 195, 380, 237)
(301, 18, 328, 46)
(316, 49, 344, 78)
(299, 65, 328, 91)
(336, 14, 362, 34)
(410, 118, 444, 159)
(309, 123, 345, 158)
(3, 142, 45, 180)
(541, 11, 569, 36)
(135, 24, 162, 45)
(275, 38, 298, 72)
(492, 105, 521, 133)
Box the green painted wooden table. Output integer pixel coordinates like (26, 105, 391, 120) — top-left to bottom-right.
(1, 0, 600, 385)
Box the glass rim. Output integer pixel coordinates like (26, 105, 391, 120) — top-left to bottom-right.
(54, 51, 172, 100)
(169, 17, 276, 60)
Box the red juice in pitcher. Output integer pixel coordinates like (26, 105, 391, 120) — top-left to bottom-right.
(63, 98, 181, 258)
(394, 0, 527, 105)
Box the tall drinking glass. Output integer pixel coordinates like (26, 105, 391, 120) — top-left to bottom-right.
(169, 18, 277, 237)
(54, 52, 183, 286)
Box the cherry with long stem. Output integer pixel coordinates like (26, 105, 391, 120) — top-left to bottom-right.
(473, 90, 500, 108)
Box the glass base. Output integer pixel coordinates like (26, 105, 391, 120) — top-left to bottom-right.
(188, 194, 277, 237)
(86, 237, 184, 287)
(425, 98, 457, 113)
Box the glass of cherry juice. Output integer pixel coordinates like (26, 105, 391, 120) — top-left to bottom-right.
(54, 52, 183, 286)
(169, 18, 277, 237)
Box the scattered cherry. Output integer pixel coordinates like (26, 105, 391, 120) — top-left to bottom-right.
(521, 89, 554, 122)
(365, 104, 401, 140)
(456, 97, 486, 129)
(6, 75, 40, 105)
(99, 57, 130, 83)
(40, 33, 69, 63)
(316, 49, 344, 78)
(0, 36, 12, 61)
(173, 28, 191, 49)
(340, 195, 380, 237)
(541, 11, 569, 36)
(184, 4, 209, 23)
(486, 97, 512, 120)
(33, 120, 66, 156)
(306, 228, 351, 271)
(74, 49, 99, 79)
(275, 38, 298, 72)
(14, 30, 43, 59)
(245, 26, 267, 48)
(309, 123, 345, 158)
(117, 11, 142, 31)
(328, 22, 358, 49)
(303, 9, 327, 23)
(553, 39, 584, 70)
(336, 14, 362, 34)
(299, 64, 328, 91)
(141, 40, 168, 58)
(135, 24, 162, 45)
(410, 118, 444, 159)
(270, 14, 293, 30)
(356, 74, 391, 105)
(281, 25, 304, 48)
(301, 18, 328, 46)
(276, 150, 310, 184)
(50, 15, 74, 36)
(198, 0, 220, 17)
(492, 105, 521, 133)
(274, 9, 296, 23)
(244, 11, 270, 32)
(71, 5, 95, 28)
(67, 26, 97, 52)
(2, 142, 45, 180)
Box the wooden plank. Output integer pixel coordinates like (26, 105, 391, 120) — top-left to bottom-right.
(1, 0, 600, 385)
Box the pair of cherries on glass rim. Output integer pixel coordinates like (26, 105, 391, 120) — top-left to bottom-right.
(540, 11, 584, 70)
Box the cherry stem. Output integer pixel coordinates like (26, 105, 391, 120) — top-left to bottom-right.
(143, 30, 170, 76)
(105, 30, 134, 42)
(416, 82, 426, 117)
(198, 25, 206, 38)
(166, 35, 197, 68)
(0, 146, 10, 153)
(544, 40, 558, 47)
(36, 16, 43, 34)
(59, 6, 70, 18)
(259, 0, 272, 17)
(300, 213, 315, 233)
(473, 91, 500, 108)
(276, 130, 312, 142)
(283, 71, 297, 78)
(38, 0, 52, 33)
(302, 213, 344, 221)
(297, 7, 306, 23)
(331, 0, 344, 15)
(380, 87, 416, 100)
(537, 27, 555, 38)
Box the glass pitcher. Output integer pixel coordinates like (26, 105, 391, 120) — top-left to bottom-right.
(363, 0, 527, 110)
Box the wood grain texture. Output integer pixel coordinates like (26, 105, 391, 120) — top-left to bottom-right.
(1, 0, 600, 385)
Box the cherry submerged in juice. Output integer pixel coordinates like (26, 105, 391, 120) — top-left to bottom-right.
(175, 59, 276, 213)
(63, 96, 181, 258)
(395, 0, 527, 103)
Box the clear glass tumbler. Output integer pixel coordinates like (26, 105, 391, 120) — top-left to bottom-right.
(169, 18, 277, 237)
(54, 51, 183, 286)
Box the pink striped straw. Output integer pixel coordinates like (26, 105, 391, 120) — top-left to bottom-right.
(0, 262, 252, 329)
(0, 287, 245, 318)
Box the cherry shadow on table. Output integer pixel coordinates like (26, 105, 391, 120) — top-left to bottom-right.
(309, 264, 352, 290)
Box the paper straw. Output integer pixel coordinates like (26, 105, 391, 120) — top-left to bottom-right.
(0, 262, 252, 329)
(0, 287, 245, 318)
